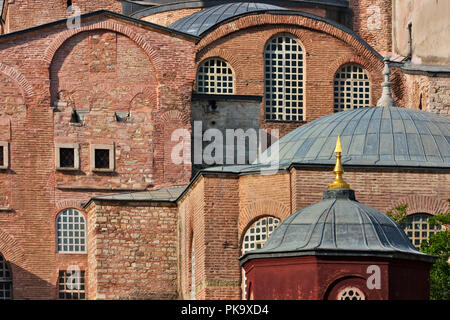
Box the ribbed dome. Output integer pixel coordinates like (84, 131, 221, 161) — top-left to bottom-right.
(169, 2, 287, 36)
(239, 188, 435, 264)
(258, 107, 450, 169)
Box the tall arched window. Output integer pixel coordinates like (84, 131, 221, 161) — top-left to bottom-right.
(0, 253, 12, 300)
(241, 216, 280, 298)
(264, 35, 304, 121)
(334, 64, 370, 112)
(401, 213, 442, 248)
(56, 209, 86, 253)
(197, 58, 234, 94)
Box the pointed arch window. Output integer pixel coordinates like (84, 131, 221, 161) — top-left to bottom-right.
(0, 254, 12, 300)
(197, 58, 234, 94)
(264, 35, 305, 121)
(56, 209, 87, 253)
(334, 64, 371, 112)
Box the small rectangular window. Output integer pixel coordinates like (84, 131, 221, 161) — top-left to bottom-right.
(58, 270, 86, 300)
(95, 149, 110, 169)
(55, 143, 79, 171)
(90, 144, 114, 172)
(0, 142, 9, 169)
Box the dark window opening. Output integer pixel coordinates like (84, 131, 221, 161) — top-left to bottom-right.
(58, 270, 85, 300)
(95, 149, 110, 169)
(0, 146, 3, 167)
(67, 0, 72, 9)
(59, 148, 75, 168)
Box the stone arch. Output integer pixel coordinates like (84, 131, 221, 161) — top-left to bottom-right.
(238, 199, 290, 246)
(0, 229, 27, 269)
(390, 195, 449, 216)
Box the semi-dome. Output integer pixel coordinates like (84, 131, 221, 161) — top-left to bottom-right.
(258, 106, 450, 169)
(169, 2, 287, 36)
(239, 187, 435, 264)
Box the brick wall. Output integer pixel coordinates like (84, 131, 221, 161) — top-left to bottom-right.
(7, 0, 121, 33)
(0, 13, 196, 299)
(86, 201, 179, 299)
(349, 0, 392, 54)
(195, 13, 386, 139)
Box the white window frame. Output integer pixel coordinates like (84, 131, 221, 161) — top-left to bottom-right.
(55, 143, 80, 171)
(264, 35, 305, 122)
(90, 143, 115, 172)
(56, 208, 87, 254)
(0, 142, 9, 170)
(197, 58, 234, 95)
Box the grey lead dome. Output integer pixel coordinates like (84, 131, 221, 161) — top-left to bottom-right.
(258, 106, 450, 169)
(239, 188, 436, 265)
(169, 2, 287, 36)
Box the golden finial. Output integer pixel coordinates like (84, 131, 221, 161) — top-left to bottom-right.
(328, 136, 350, 189)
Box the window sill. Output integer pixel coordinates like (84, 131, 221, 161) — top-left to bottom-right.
(56, 167, 79, 172)
(92, 168, 114, 173)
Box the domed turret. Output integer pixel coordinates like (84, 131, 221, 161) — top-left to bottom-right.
(239, 137, 436, 300)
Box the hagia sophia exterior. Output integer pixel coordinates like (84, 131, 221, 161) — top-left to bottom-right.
(0, 0, 448, 300)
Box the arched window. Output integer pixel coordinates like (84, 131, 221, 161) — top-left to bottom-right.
(334, 64, 370, 112)
(0, 253, 12, 300)
(197, 58, 234, 94)
(401, 213, 442, 248)
(241, 216, 280, 298)
(56, 209, 86, 253)
(264, 35, 304, 121)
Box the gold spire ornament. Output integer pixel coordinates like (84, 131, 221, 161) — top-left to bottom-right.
(328, 136, 350, 189)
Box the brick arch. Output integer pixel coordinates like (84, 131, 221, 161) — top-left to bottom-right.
(327, 55, 383, 106)
(43, 20, 161, 84)
(0, 63, 34, 99)
(197, 13, 383, 68)
(389, 195, 449, 216)
(0, 229, 27, 268)
(53, 201, 86, 220)
(238, 200, 291, 246)
(158, 109, 190, 124)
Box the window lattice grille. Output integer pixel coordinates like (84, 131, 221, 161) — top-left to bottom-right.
(59, 148, 75, 168)
(56, 209, 86, 253)
(337, 287, 366, 300)
(334, 64, 370, 112)
(264, 35, 304, 121)
(197, 58, 234, 94)
(94, 149, 110, 169)
(242, 216, 280, 299)
(58, 270, 86, 299)
(0, 254, 12, 300)
(401, 213, 442, 248)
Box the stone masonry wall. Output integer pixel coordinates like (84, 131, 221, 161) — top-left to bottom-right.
(87, 201, 179, 299)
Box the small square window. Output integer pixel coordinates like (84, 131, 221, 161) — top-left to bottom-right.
(0, 142, 9, 169)
(55, 143, 79, 171)
(91, 144, 114, 172)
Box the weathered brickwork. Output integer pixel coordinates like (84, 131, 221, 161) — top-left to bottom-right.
(349, 0, 392, 54)
(0, 13, 196, 299)
(141, 8, 203, 27)
(7, 0, 121, 33)
(195, 13, 387, 138)
(86, 201, 179, 300)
